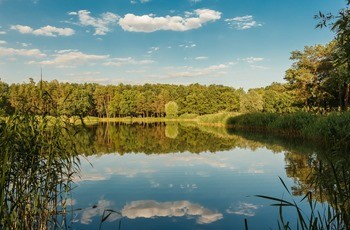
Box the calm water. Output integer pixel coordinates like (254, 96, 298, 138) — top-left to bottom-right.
(68, 122, 325, 229)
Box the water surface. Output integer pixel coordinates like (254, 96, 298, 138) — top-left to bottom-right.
(69, 122, 325, 229)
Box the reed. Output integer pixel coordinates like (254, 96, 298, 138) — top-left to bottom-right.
(257, 148, 350, 229)
(0, 113, 92, 229)
(227, 111, 350, 150)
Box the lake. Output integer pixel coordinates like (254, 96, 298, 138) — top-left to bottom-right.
(66, 122, 333, 229)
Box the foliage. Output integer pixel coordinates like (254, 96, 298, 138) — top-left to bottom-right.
(165, 101, 178, 117)
(228, 111, 350, 148)
(315, 1, 350, 110)
(0, 113, 93, 229)
(1, 80, 249, 118)
(240, 89, 263, 113)
(197, 112, 236, 125)
(179, 113, 199, 119)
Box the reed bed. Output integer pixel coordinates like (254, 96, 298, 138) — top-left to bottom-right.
(227, 111, 350, 149)
(0, 114, 92, 229)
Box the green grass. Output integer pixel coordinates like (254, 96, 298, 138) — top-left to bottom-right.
(227, 111, 350, 148)
(197, 112, 238, 125)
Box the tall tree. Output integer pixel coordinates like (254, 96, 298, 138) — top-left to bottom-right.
(316, 1, 350, 110)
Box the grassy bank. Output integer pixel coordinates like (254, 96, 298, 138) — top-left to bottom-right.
(227, 111, 350, 148)
(85, 112, 237, 126)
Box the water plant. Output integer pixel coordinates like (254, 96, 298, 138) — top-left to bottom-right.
(0, 113, 92, 229)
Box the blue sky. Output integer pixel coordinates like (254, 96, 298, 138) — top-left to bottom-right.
(0, 0, 345, 89)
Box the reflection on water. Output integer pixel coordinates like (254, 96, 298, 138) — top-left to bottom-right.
(2, 119, 349, 229)
(74, 122, 350, 229)
(123, 200, 223, 224)
(69, 122, 314, 229)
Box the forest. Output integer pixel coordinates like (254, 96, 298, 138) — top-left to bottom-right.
(0, 38, 348, 119)
(1, 2, 350, 119)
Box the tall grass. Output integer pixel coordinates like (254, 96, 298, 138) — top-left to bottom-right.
(227, 111, 350, 149)
(0, 113, 92, 229)
(197, 112, 238, 125)
(258, 150, 350, 230)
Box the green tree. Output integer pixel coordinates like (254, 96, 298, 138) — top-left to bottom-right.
(165, 101, 178, 117)
(240, 90, 263, 113)
(285, 43, 336, 111)
(316, 1, 350, 110)
(0, 81, 12, 115)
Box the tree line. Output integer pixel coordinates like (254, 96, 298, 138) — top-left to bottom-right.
(0, 79, 247, 117)
(0, 70, 346, 118)
(2, 2, 350, 117)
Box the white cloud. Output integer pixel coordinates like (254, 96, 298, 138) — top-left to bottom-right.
(179, 43, 196, 48)
(122, 200, 223, 224)
(28, 50, 109, 67)
(103, 57, 155, 67)
(189, 0, 202, 3)
(10, 25, 74, 37)
(10, 25, 32, 34)
(147, 46, 160, 54)
(70, 10, 120, 35)
(242, 57, 264, 63)
(130, 0, 151, 4)
(17, 42, 31, 47)
(119, 9, 221, 32)
(0, 40, 6, 44)
(0, 47, 46, 57)
(0, 31, 6, 35)
(195, 56, 208, 60)
(225, 15, 262, 30)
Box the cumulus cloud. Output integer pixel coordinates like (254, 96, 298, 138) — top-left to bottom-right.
(0, 31, 6, 35)
(103, 57, 155, 67)
(119, 9, 221, 32)
(225, 15, 262, 30)
(0, 40, 6, 44)
(122, 200, 223, 224)
(69, 10, 120, 35)
(0, 47, 46, 57)
(77, 199, 222, 225)
(10, 25, 74, 37)
(28, 50, 109, 67)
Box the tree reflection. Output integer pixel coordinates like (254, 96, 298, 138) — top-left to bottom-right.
(232, 129, 350, 228)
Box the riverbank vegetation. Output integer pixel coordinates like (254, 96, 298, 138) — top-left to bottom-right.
(227, 111, 350, 150)
(0, 113, 94, 229)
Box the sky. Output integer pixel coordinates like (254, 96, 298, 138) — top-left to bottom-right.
(0, 0, 346, 89)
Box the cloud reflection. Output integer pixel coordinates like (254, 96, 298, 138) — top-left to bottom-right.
(122, 200, 223, 224)
(77, 199, 222, 225)
(226, 202, 262, 217)
(80, 199, 121, 224)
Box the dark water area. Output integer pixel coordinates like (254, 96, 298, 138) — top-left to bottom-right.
(67, 122, 346, 229)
